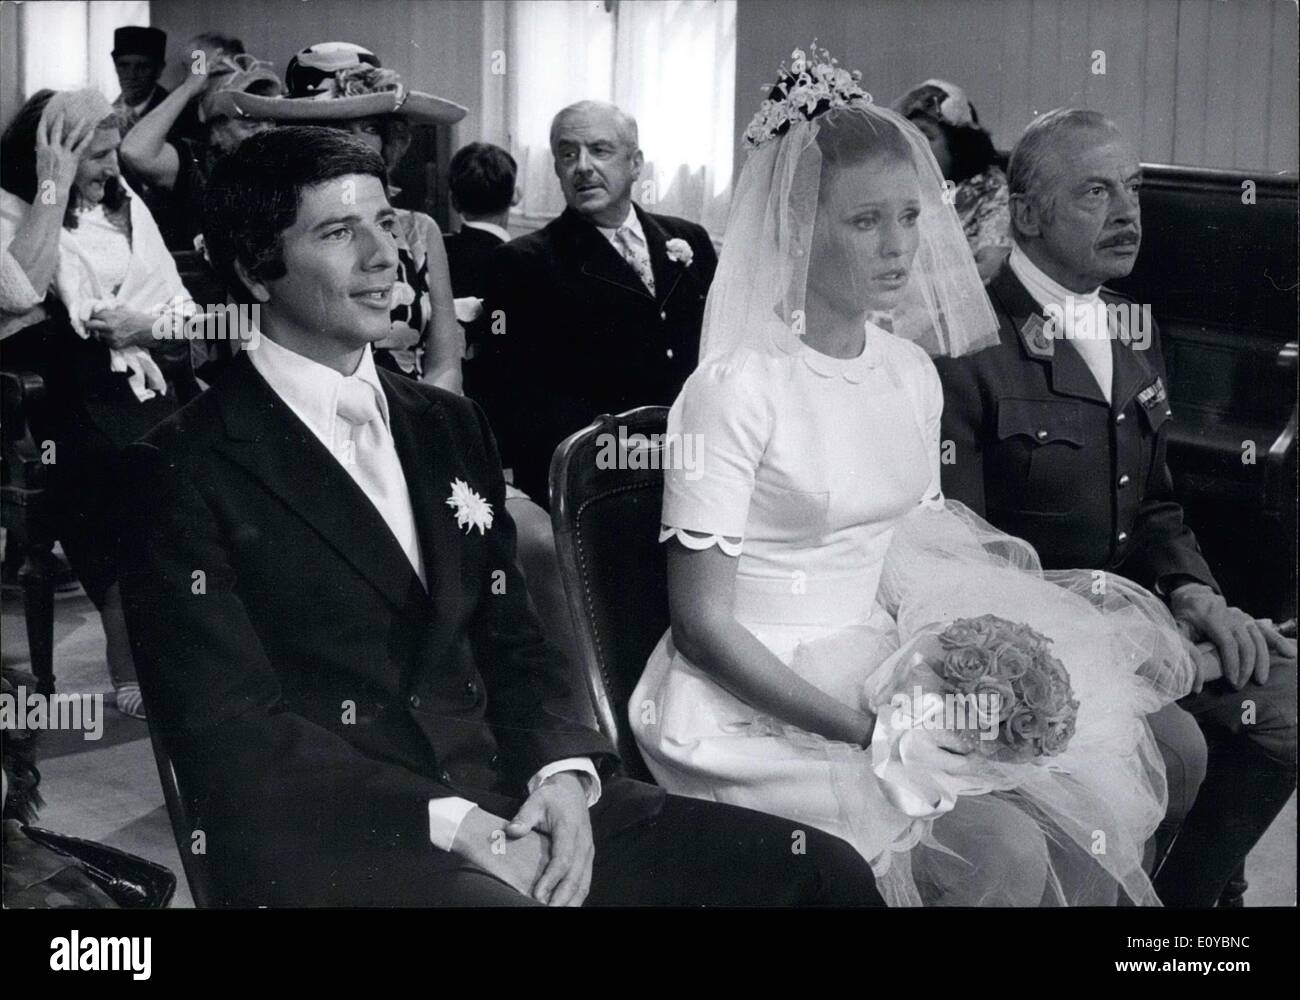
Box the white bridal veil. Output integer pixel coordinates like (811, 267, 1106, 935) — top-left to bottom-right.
(701, 76, 999, 364)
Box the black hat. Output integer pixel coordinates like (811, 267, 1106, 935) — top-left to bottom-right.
(112, 26, 166, 62)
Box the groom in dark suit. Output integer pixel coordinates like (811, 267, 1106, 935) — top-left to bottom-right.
(118, 127, 881, 907)
(479, 101, 718, 504)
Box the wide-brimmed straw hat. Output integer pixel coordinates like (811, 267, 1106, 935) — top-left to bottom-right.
(212, 41, 467, 126)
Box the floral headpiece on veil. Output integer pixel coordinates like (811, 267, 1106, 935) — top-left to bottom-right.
(702, 43, 1000, 364)
(742, 43, 871, 149)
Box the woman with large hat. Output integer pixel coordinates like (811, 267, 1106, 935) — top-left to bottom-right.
(224, 42, 469, 392)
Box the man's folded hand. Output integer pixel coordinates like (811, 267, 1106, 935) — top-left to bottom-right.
(450, 807, 550, 900)
(1170, 583, 1275, 689)
(505, 772, 594, 907)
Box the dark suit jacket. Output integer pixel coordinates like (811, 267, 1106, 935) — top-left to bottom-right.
(443, 225, 505, 299)
(446, 225, 507, 414)
(118, 352, 660, 906)
(116, 84, 204, 250)
(478, 204, 718, 503)
(935, 260, 1216, 593)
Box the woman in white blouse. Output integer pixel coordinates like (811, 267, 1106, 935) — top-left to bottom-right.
(1, 89, 197, 719)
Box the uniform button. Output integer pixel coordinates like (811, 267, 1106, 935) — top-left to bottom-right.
(408, 694, 421, 709)
(1115, 412, 1127, 424)
(464, 680, 477, 695)
(660, 310, 667, 320)
(1117, 473, 1131, 488)
(1117, 531, 1129, 543)
(666, 348, 674, 359)
(439, 770, 452, 783)
(1035, 429, 1048, 441)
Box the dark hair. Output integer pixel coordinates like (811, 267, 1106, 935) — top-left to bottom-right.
(449, 142, 516, 217)
(907, 114, 997, 184)
(202, 126, 388, 302)
(2, 90, 58, 203)
(317, 116, 411, 176)
(1, 90, 128, 228)
(815, 108, 915, 169)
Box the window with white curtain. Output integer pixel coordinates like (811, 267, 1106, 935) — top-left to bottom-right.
(15, 0, 150, 101)
(505, 0, 736, 237)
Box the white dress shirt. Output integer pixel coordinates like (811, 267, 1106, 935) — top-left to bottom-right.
(248, 336, 426, 584)
(248, 335, 600, 850)
(1009, 245, 1114, 403)
(594, 205, 645, 249)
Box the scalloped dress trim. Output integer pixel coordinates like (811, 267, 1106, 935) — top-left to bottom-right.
(659, 525, 744, 557)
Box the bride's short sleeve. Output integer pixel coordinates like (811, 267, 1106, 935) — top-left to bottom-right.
(892, 339, 946, 509)
(660, 355, 771, 553)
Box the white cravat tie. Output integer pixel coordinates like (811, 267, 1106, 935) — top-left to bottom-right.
(335, 378, 427, 587)
(1009, 247, 1113, 403)
(614, 224, 656, 296)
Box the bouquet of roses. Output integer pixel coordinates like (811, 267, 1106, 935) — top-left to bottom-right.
(864, 614, 1080, 819)
(925, 614, 1079, 762)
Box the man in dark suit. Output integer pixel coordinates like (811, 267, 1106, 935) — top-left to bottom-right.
(936, 109, 1296, 906)
(479, 101, 718, 504)
(118, 127, 881, 907)
(444, 142, 516, 417)
(111, 27, 170, 133)
(443, 142, 517, 299)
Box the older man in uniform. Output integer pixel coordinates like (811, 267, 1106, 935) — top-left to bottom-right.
(936, 109, 1296, 907)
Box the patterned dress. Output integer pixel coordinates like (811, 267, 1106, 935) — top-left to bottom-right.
(954, 166, 1011, 258)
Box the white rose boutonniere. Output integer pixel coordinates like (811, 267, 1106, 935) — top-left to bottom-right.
(665, 238, 694, 267)
(446, 478, 494, 535)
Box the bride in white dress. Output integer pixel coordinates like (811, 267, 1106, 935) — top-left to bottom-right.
(629, 50, 1199, 907)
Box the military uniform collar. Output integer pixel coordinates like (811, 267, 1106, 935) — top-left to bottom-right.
(990, 257, 1108, 405)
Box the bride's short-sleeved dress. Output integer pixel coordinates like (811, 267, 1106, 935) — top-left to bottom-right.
(630, 322, 950, 885)
(630, 320, 1173, 906)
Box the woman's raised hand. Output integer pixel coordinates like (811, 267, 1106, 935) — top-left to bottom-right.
(179, 43, 225, 94)
(35, 111, 96, 200)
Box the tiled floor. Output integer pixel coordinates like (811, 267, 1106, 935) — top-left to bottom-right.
(2, 585, 1293, 908)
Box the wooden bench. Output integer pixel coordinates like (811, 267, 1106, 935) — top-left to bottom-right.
(1110, 164, 1298, 620)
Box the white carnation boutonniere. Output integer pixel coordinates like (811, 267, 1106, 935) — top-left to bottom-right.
(446, 478, 494, 535)
(665, 238, 694, 267)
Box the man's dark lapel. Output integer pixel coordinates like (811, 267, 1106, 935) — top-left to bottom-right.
(381, 369, 472, 649)
(562, 204, 690, 307)
(561, 207, 654, 302)
(1101, 287, 1161, 413)
(987, 259, 1110, 406)
(211, 352, 434, 616)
